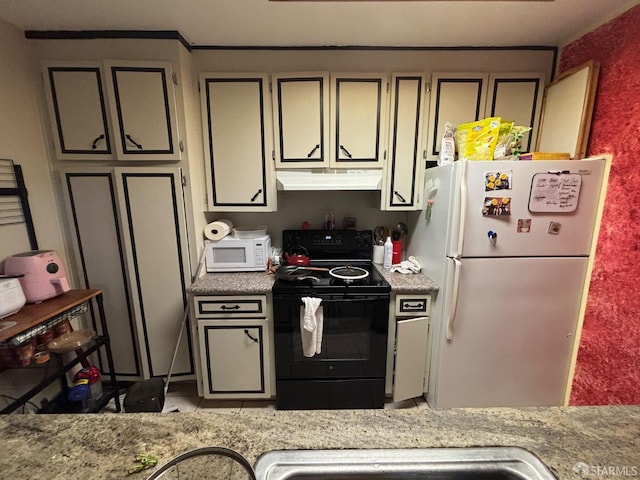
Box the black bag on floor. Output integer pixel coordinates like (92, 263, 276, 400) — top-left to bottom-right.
(123, 378, 165, 413)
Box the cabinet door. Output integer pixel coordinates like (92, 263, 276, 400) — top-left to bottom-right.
(43, 64, 113, 160)
(59, 168, 140, 379)
(426, 73, 489, 161)
(273, 73, 330, 169)
(330, 73, 388, 168)
(486, 73, 546, 155)
(536, 61, 599, 159)
(199, 319, 271, 398)
(382, 74, 428, 211)
(114, 167, 193, 379)
(201, 74, 276, 211)
(105, 61, 181, 161)
(393, 316, 429, 402)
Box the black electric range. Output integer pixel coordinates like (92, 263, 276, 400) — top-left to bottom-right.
(272, 230, 390, 410)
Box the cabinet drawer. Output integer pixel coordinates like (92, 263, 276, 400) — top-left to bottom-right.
(194, 295, 266, 318)
(395, 295, 431, 317)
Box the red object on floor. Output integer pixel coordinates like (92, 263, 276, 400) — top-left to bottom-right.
(559, 5, 640, 405)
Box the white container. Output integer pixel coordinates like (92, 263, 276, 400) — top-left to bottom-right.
(233, 226, 267, 239)
(373, 245, 385, 265)
(383, 237, 393, 269)
(0, 278, 26, 319)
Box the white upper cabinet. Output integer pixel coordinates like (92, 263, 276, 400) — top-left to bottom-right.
(382, 74, 428, 211)
(43, 63, 113, 160)
(42, 61, 182, 161)
(104, 61, 182, 161)
(426, 73, 489, 162)
(330, 73, 389, 169)
(200, 73, 276, 211)
(426, 71, 546, 161)
(485, 72, 546, 155)
(272, 72, 330, 169)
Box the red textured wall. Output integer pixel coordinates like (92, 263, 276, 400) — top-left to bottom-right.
(559, 5, 640, 405)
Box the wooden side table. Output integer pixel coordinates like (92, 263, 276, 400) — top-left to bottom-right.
(0, 289, 121, 414)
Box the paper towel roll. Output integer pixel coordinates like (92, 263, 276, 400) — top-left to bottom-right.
(204, 219, 233, 241)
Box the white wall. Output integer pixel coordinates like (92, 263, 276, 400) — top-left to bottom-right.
(0, 19, 66, 268)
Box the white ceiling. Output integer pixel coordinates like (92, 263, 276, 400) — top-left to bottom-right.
(0, 0, 636, 48)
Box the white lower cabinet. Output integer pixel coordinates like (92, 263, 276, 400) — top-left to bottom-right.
(194, 295, 272, 399)
(387, 294, 431, 402)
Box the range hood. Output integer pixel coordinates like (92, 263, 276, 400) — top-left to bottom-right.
(276, 169, 383, 191)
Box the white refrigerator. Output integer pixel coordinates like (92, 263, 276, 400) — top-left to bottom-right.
(407, 158, 607, 408)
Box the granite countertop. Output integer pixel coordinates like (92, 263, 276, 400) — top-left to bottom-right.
(187, 271, 276, 295)
(375, 265, 439, 293)
(0, 406, 638, 479)
(187, 267, 438, 296)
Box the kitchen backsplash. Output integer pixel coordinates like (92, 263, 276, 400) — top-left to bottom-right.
(205, 190, 407, 248)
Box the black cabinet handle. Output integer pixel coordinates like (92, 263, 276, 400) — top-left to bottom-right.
(244, 329, 259, 343)
(220, 304, 240, 310)
(125, 134, 143, 150)
(91, 134, 105, 150)
(339, 145, 353, 158)
(306, 144, 320, 158)
(394, 191, 407, 203)
(403, 302, 425, 309)
(250, 189, 262, 202)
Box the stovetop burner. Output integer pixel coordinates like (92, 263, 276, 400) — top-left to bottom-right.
(272, 230, 390, 295)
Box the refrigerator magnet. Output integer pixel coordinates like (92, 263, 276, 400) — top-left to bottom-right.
(548, 221, 562, 234)
(517, 219, 531, 233)
(484, 170, 512, 191)
(482, 197, 511, 216)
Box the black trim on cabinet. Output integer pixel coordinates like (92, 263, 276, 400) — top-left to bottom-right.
(189, 44, 557, 53)
(48, 67, 112, 155)
(204, 77, 269, 208)
(398, 298, 429, 314)
(120, 172, 194, 378)
(197, 299, 264, 316)
(23, 30, 556, 59)
(110, 66, 175, 155)
(276, 76, 325, 164)
(334, 77, 382, 164)
(203, 324, 266, 395)
(488, 77, 542, 154)
(25, 30, 192, 52)
(389, 76, 422, 208)
(431, 77, 484, 157)
(64, 172, 140, 378)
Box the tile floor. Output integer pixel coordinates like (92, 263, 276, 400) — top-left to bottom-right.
(105, 380, 429, 413)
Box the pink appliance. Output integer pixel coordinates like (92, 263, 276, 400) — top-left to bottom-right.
(4, 250, 70, 303)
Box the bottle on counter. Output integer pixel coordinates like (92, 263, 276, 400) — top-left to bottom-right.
(383, 236, 393, 269)
(392, 239, 402, 265)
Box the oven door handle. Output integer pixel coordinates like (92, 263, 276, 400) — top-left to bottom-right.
(298, 297, 386, 305)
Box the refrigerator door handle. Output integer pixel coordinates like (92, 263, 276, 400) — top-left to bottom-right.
(446, 257, 462, 341)
(454, 161, 467, 257)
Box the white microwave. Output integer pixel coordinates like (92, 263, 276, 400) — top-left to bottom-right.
(205, 235, 271, 272)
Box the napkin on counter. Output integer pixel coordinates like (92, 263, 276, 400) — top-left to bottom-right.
(390, 256, 422, 274)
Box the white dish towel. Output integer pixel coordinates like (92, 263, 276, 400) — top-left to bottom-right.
(300, 297, 323, 357)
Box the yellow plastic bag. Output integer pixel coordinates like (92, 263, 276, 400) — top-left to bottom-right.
(457, 117, 501, 161)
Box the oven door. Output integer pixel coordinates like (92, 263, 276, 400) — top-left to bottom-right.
(273, 293, 389, 380)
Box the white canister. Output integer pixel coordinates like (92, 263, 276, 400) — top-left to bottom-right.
(0, 278, 26, 319)
(372, 245, 385, 265)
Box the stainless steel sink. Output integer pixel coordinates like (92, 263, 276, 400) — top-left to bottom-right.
(253, 447, 556, 480)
